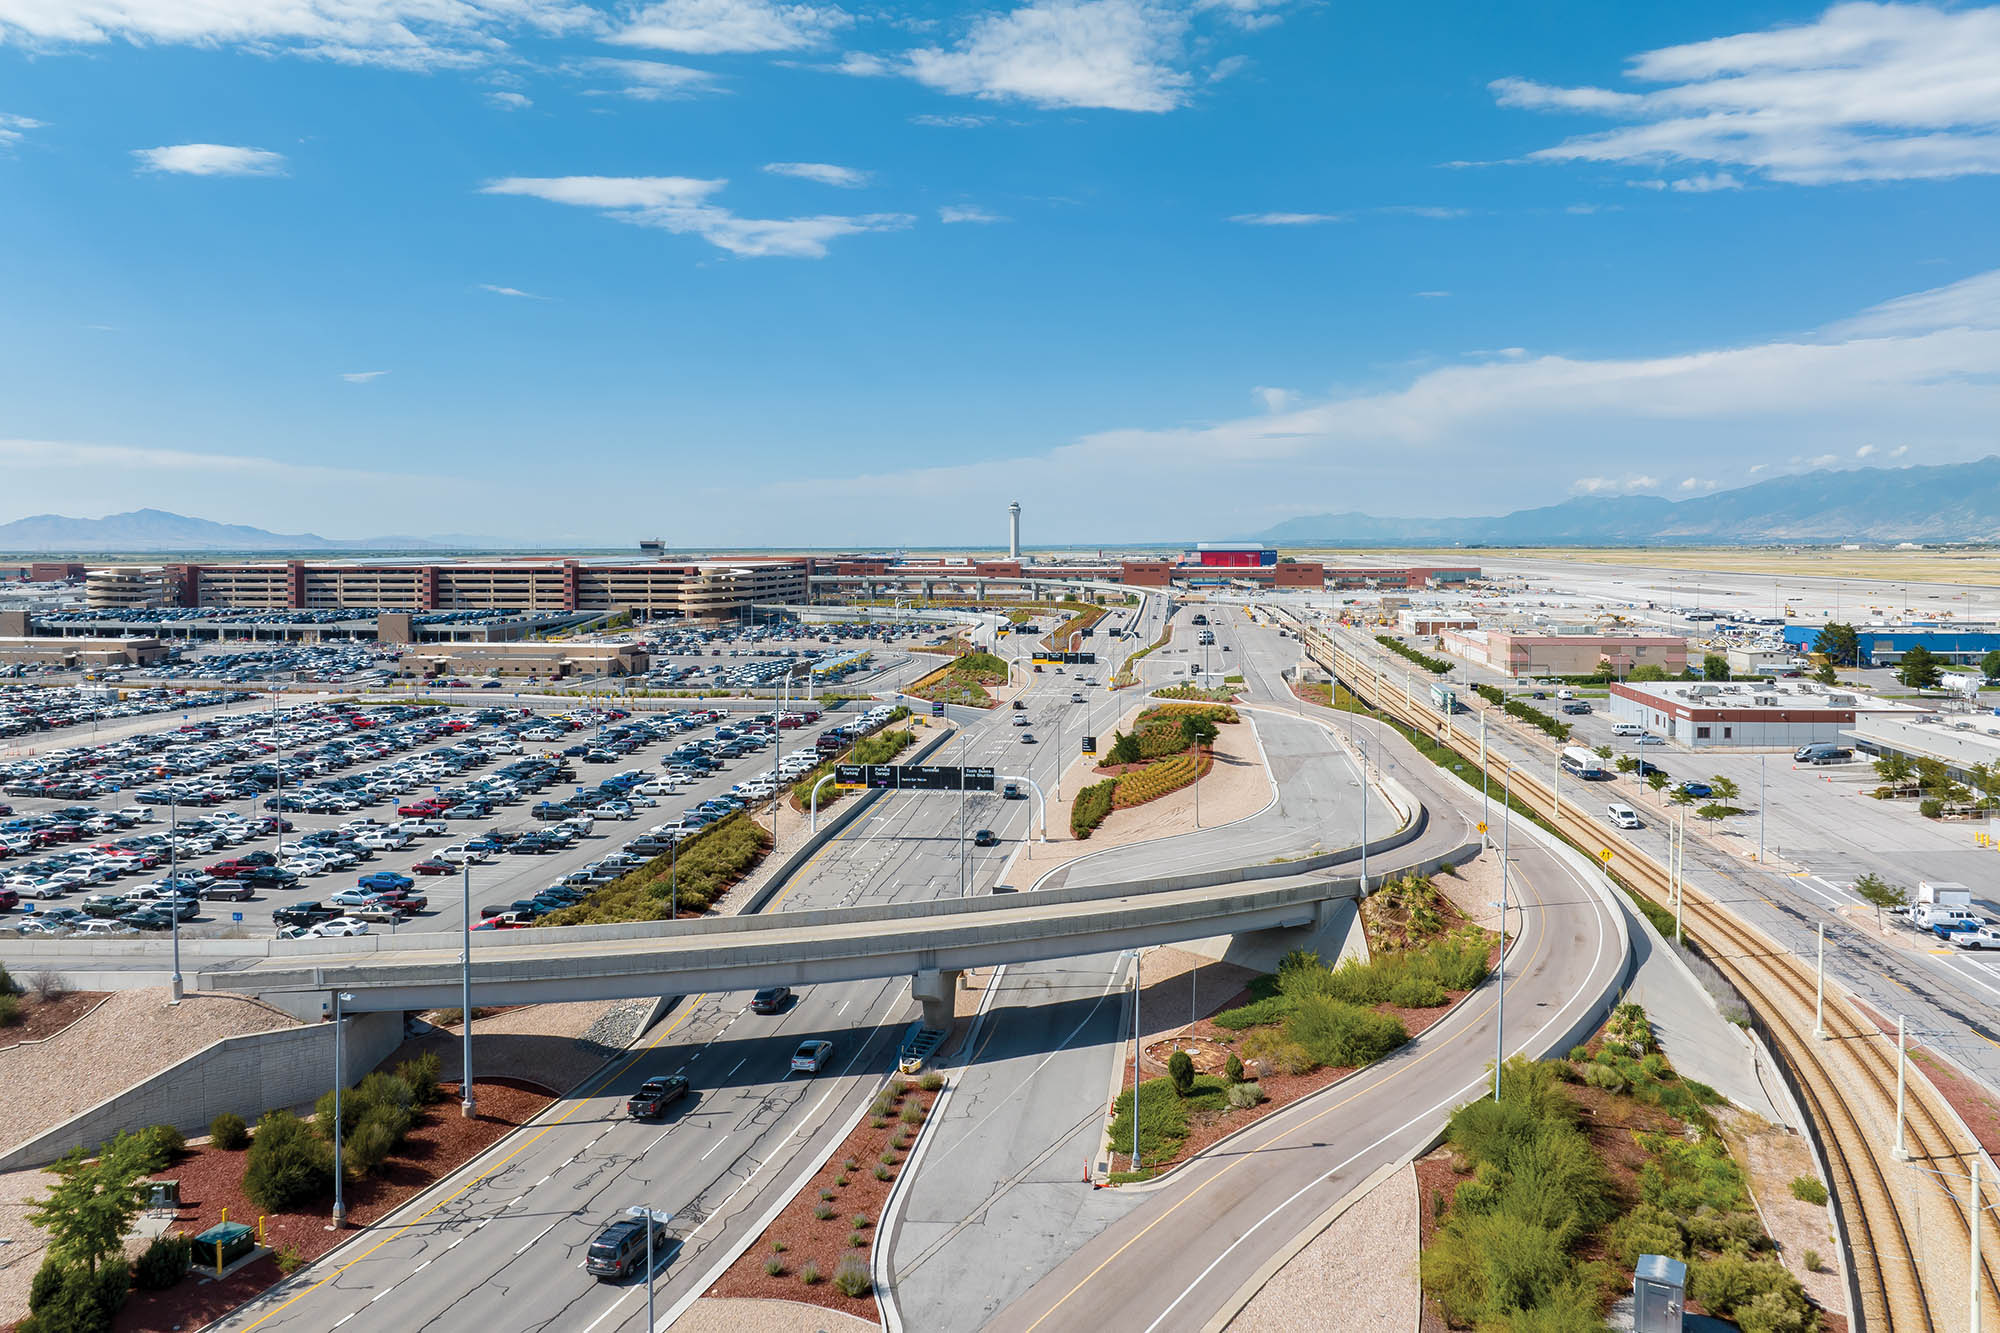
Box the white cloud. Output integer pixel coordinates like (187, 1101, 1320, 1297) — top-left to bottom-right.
(0, 438, 429, 485)
(898, 0, 1193, 112)
(1573, 475, 1662, 495)
(1670, 172, 1742, 192)
(1254, 386, 1297, 413)
(1229, 211, 1344, 225)
(750, 263, 2000, 529)
(939, 203, 1004, 223)
(1493, 2, 2000, 184)
(342, 370, 389, 382)
(1415, 290, 1452, 299)
(910, 112, 994, 127)
(764, 161, 870, 187)
(0, 112, 43, 149)
(477, 283, 546, 298)
(1828, 267, 2000, 337)
(1891, 444, 1910, 457)
(482, 173, 912, 258)
(486, 90, 532, 109)
(1380, 205, 1468, 218)
(132, 143, 287, 176)
(1679, 476, 1720, 491)
(0, 0, 597, 71)
(578, 57, 720, 99)
(1808, 452, 1841, 466)
(1856, 443, 1877, 457)
(609, 0, 850, 53)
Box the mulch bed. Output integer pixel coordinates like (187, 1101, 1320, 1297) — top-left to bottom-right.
(708, 1079, 940, 1317)
(0, 991, 108, 1050)
(106, 1078, 553, 1333)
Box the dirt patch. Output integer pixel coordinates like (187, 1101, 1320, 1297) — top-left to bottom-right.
(0, 991, 107, 1051)
(1229, 1162, 1417, 1333)
(1722, 1106, 1847, 1318)
(709, 1080, 939, 1317)
(1909, 1046, 2000, 1161)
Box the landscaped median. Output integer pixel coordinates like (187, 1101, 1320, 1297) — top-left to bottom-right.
(707, 1074, 943, 1317)
(786, 708, 916, 815)
(1071, 703, 1234, 839)
(904, 649, 1010, 708)
(1109, 872, 1497, 1180)
(1110, 623, 1171, 689)
(536, 811, 773, 926)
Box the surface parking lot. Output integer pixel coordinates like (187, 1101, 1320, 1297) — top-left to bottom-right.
(0, 696, 872, 940)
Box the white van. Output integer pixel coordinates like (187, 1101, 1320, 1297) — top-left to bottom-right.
(1556, 688, 1577, 700)
(1611, 722, 1645, 737)
(1607, 803, 1641, 830)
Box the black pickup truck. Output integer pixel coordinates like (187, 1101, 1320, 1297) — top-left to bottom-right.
(273, 901, 338, 928)
(626, 1074, 690, 1119)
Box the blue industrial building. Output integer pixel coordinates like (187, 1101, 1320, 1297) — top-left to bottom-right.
(1783, 624, 2000, 667)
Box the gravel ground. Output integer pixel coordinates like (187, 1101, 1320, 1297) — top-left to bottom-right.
(668, 1296, 881, 1332)
(1433, 851, 1501, 931)
(390, 999, 641, 1094)
(0, 988, 299, 1157)
(1726, 1107, 1848, 1318)
(1227, 1162, 1418, 1332)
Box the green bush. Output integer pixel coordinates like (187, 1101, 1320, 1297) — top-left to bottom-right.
(0, 992, 21, 1027)
(919, 1071, 944, 1092)
(133, 1235, 193, 1291)
(28, 1260, 68, 1313)
(832, 1255, 872, 1297)
(1376, 635, 1453, 674)
(1281, 994, 1407, 1070)
(537, 811, 773, 924)
(799, 1260, 822, 1286)
(1690, 1251, 1811, 1322)
(21, 1257, 130, 1333)
(341, 1112, 401, 1178)
(1225, 1081, 1264, 1109)
(0, 963, 15, 995)
(1788, 1175, 1828, 1206)
(210, 1112, 250, 1151)
(1224, 1054, 1244, 1084)
(138, 1123, 185, 1165)
(1070, 779, 1116, 839)
(1606, 1203, 1684, 1267)
(242, 1111, 331, 1213)
(1167, 1050, 1195, 1097)
(1211, 995, 1288, 1030)
(395, 1052, 443, 1106)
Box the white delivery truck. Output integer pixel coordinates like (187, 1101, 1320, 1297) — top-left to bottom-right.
(1911, 881, 1977, 932)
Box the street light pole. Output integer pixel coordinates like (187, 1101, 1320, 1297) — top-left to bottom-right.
(461, 861, 475, 1117)
(627, 1206, 668, 1332)
(1894, 1014, 1910, 1160)
(168, 796, 183, 1003)
(331, 990, 353, 1228)
(1814, 922, 1826, 1040)
(1496, 771, 1510, 1101)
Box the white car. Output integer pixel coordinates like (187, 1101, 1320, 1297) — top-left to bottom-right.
(790, 1039, 834, 1074)
(281, 857, 329, 877)
(77, 920, 137, 938)
(309, 917, 371, 938)
(438, 845, 489, 865)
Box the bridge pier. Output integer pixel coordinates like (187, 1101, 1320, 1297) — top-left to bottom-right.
(911, 969, 960, 1031)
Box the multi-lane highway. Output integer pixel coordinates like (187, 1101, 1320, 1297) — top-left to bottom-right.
(211, 620, 1133, 1332)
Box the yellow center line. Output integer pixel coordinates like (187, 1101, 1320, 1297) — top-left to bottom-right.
(235, 997, 707, 1332)
(1023, 842, 1564, 1331)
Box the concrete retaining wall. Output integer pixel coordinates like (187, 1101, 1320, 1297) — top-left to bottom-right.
(0, 1010, 404, 1172)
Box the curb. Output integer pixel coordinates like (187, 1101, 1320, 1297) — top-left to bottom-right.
(1195, 1157, 1406, 1333)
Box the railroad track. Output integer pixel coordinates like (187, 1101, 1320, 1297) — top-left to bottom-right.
(1309, 629, 1996, 1333)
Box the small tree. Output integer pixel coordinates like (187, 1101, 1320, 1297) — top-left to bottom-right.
(1979, 649, 2000, 682)
(1593, 744, 1614, 761)
(1853, 872, 1907, 927)
(1167, 1050, 1195, 1098)
(25, 1133, 158, 1277)
(1813, 660, 1838, 686)
(1669, 786, 1696, 810)
(1703, 653, 1731, 682)
(1645, 770, 1670, 800)
(1615, 755, 1639, 774)
(1106, 731, 1142, 766)
(1696, 802, 1733, 823)
(1899, 645, 1943, 691)
(1593, 657, 1615, 683)
(1874, 752, 1913, 786)
(1709, 775, 1741, 805)
(1814, 622, 1859, 667)
(1629, 664, 1669, 682)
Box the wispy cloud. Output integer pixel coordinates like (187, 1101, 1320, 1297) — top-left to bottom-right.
(0, 438, 428, 486)
(477, 283, 548, 299)
(1379, 205, 1468, 219)
(1229, 211, 1343, 225)
(1254, 386, 1297, 412)
(133, 144, 287, 176)
(939, 203, 1005, 223)
(0, 0, 598, 72)
(609, 0, 851, 54)
(910, 112, 994, 127)
(0, 112, 44, 149)
(1493, 3, 2000, 184)
(486, 90, 532, 110)
(764, 161, 871, 187)
(482, 173, 913, 258)
(342, 370, 390, 382)
(1572, 475, 1662, 495)
(577, 57, 721, 100)
(1415, 290, 1451, 299)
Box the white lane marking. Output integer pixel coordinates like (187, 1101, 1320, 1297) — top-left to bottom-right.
(1793, 878, 1844, 908)
(536, 1174, 553, 1187)
(725, 1058, 745, 1080)
(699, 1136, 726, 1161)
(835, 1001, 848, 1016)
(514, 1213, 567, 1257)
(1945, 957, 2000, 1003)
(333, 1314, 355, 1328)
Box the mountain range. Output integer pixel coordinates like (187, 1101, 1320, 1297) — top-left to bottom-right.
(1258, 458, 2000, 546)
(0, 509, 540, 553)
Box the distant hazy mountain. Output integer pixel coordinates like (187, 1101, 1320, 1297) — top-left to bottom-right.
(0, 508, 562, 553)
(1260, 458, 2000, 545)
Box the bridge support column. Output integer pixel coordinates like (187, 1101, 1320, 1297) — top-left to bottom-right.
(911, 969, 960, 1031)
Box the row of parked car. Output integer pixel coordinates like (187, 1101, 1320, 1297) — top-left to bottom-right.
(0, 684, 253, 740)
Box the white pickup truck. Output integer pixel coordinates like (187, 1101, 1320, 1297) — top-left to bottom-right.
(1954, 927, 2000, 951)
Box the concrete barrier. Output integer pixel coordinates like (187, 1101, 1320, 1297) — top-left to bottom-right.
(0, 1010, 404, 1172)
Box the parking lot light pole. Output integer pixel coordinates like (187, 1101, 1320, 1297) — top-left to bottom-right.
(1497, 770, 1511, 1102)
(168, 795, 183, 1003)
(627, 1205, 670, 1332)
(461, 861, 475, 1117)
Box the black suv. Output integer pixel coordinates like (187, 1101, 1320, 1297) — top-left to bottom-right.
(626, 1074, 690, 1119)
(750, 986, 792, 1014)
(585, 1217, 669, 1280)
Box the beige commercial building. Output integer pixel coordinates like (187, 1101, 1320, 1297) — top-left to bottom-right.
(400, 641, 650, 679)
(1441, 628, 1689, 677)
(0, 636, 168, 668)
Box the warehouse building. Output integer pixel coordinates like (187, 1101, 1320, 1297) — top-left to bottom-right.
(1782, 623, 2000, 667)
(1441, 629, 1688, 678)
(1607, 679, 1916, 750)
(1846, 712, 2000, 780)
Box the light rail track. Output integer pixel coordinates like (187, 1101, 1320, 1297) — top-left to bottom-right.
(1310, 626, 1996, 1333)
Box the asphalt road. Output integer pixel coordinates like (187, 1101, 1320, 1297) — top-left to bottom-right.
(208, 642, 1119, 1333)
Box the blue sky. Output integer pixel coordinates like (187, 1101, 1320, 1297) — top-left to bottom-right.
(4, 0, 2000, 546)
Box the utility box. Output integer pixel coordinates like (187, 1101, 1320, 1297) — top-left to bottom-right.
(1633, 1253, 1686, 1332)
(194, 1222, 256, 1272)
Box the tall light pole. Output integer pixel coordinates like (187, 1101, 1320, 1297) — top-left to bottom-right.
(168, 794, 183, 1003)
(1358, 727, 1369, 892)
(627, 1205, 670, 1332)
(331, 990, 354, 1228)
(460, 860, 475, 1117)
(1496, 770, 1510, 1101)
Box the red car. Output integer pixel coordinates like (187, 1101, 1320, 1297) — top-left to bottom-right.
(397, 801, 444, 817)
(411, 858, 454, 875)
(472, 917, 524, 931)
